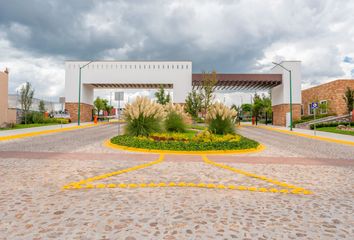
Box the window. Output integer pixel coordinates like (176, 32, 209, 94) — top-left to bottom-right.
(176, 65, 179, 69)
(320, 100, 328, 114)
(181, 65, 184, 69)
(186, 65, 188, 69)
(301, 104, 304, 116)
(308, 104, 314, 115)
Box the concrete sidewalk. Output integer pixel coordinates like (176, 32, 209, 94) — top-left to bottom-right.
(246, 123, 354, 143)
(0, 122, 95, 137)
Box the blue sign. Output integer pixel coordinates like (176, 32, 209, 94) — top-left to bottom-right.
(311, 102, 318, 109)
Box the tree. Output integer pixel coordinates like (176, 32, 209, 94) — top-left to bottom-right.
(200, 70, 217, 115)
(185, 90, 203, 119)
(103, 99, 113, 115)
(261, 94, 272, 116)
(94, 97, 105, 116)
(39, 100, 46, 113)
(241, 103, 252, 113)
(20, 82, 34, 124)
(155, 86, 171, 105)
(343, 87, 354, 114)
(252, 93, 264, 118)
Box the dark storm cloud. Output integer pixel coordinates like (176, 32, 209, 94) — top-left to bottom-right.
(0, 0, 278, 72)
(0, 0, 353, 97)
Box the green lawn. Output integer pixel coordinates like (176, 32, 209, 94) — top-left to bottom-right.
(317, 127, 354, 136)
(0, 123, 60, 131)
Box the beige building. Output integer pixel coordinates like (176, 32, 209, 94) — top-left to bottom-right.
(0, 69, 16, 126)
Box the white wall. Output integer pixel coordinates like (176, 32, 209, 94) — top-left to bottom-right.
(65, 61, 192, 104)
(271, 61, 301, 106)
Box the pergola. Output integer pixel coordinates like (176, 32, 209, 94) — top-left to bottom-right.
(192, 73, 282, 91)
(90, 83, 173, 89)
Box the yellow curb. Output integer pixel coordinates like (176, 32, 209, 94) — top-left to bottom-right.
(202, 155, 312, 195)
(64, 181, 306, 195)
(103, 139, 266, 155)
(0, 122, 109, 141)
(248, 125, 354, 146)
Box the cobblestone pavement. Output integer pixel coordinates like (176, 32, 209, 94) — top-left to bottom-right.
(0, 124, 353, 239)
(238, 126, 354, 160)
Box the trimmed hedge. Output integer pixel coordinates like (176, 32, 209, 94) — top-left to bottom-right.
(310, 121, 353, 129)
(293, 113, 335, 126)
(111, 134, 259, 151)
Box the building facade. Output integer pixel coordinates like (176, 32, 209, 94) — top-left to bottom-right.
(0, 68, 17, 126)
(302, 79, 354, 117)
(65, 60, 302, 126)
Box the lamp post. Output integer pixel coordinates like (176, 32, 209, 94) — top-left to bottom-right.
(272, 62, 293, 131)
(78, 61, 93, 126)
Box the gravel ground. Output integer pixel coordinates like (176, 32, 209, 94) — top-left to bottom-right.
(0, 124, 354, 239)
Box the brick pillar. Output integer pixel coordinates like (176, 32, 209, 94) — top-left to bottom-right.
(65, 102, 93, 122)
(272, 104, 301, 126)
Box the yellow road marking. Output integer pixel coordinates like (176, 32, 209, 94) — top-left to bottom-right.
(103, 139, 266, 155)
(63, 153, 312, 195)
(63, 181, 310, 195)
(63, 154, 165, 189)
(202, 155, 312, 195)
(246, 124, 354, 146)
(0, 122, 109, 141)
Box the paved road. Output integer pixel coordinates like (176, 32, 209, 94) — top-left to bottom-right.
(0, 123, 119, 153)
(0, 124, 353, 239)
(238, 126, 354, 160)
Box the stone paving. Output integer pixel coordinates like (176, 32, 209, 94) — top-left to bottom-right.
(0, 124, 353, 239)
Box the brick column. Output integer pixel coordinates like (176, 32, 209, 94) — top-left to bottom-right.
(65, 102, 93, 122)
(272, 104, 301, 126)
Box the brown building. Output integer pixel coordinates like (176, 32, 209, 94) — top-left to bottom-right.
(302, 79, 354, 117)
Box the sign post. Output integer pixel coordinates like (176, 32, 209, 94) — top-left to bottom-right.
(115, 92, 124, 136)
(311, 102, 318, 136)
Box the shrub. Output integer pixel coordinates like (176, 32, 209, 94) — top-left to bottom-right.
(111, 134, 259, 151)
(310, 121, 353, 129)
(206, 102, 237, 134)
(123, 96, 165, 136)
(164, 103, 190, 132)
(165, 112, 186, 132)
(192, 130, 241, 143)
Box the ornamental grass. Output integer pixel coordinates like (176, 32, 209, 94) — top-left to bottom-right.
(124, 96, 165, 136)
(164, 103, 191, 132)
(206, 102, 237, 135)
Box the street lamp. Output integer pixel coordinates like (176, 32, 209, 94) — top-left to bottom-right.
(78, 61, 93, 126)
(272, 62, 293, 131)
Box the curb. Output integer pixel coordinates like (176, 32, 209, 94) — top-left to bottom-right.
(103, 139, 266, 155)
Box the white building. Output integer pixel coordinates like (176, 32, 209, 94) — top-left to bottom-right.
(64, 60, 301, 126)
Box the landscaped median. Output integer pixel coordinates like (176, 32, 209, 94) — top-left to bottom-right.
(105, 96, 263, 154)
(108, 132, 262, 154)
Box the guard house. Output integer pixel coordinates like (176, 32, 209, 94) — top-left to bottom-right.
(64, 60, 301, 126)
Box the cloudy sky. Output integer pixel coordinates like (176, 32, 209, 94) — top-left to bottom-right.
(0, 0, 353, 105)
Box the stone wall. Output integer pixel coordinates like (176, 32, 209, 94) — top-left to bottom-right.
(272, 104, 301, 126)
(65, 102, 93, 122)
(302, 80, 354, 116)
